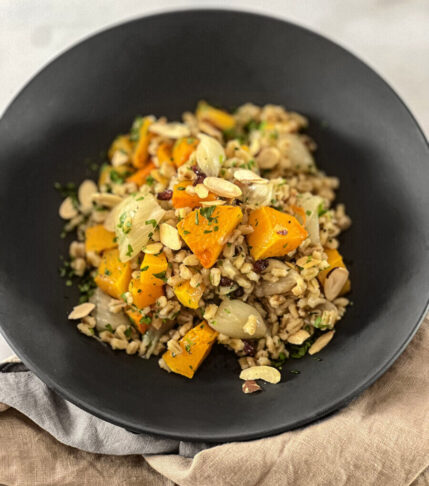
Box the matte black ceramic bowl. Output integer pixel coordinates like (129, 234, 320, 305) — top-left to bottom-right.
(0, 10, 428, 442)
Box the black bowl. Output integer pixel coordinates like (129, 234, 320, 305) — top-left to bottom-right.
(0, 10, 428, 442)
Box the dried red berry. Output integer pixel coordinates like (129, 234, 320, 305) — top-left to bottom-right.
(253, 259, 269, 273)
(220, 276, 234, 286)
(243, 340, 257, 356)
(157, 190, 173, 200)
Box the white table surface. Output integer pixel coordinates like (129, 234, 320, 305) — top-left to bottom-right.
(1, 0, 428, 361)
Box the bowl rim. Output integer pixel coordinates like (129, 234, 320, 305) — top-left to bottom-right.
(0, 8, 428, 442)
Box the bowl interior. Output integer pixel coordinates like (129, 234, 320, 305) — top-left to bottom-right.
(0, 10, 428, 441)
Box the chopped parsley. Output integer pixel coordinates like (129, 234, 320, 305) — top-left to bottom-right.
(126, 244, 133, 257)
(104, 324, 114, 333)
(141, 265, 149, 272)
(145, 219, 158, 228)
(153, 271, 167, 282)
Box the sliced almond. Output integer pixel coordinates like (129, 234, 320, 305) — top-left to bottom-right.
(111, 150, 130, 167)
(234, 169, 268, 185)
(91, 193, 122, 208)
(143, 242, 163, 254)
(324, 267, 349, 301)
(200, 200, 225, 207)
(203, 177, 242, 198)
(287, 329, 310, 345)
(242, 380, 262, 394)
(103, 206, 119, 232)
(78, 179, 98, 211)
(59, 197, 78, 219)
(257, 147, 281, 169)
(198, 120, 223, 140)
(68, 302, 95, 320)
(159, 223, 182, 250)
(308, 331, 335, 355)
(149, 122, 190, 139)
(194, 183, 209, 199)
(239, 365, 281, 384)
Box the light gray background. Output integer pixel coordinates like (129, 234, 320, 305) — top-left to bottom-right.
(1, 0, 428, 360)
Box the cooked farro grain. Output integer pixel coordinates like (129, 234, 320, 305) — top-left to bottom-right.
(58, 101, 351, 391)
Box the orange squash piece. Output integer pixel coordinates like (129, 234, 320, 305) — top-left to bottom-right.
(172, 137, 199, 167)
(129, 252, 168, 308)
(108, 135, 132, 160)
(318, 248, 351, 295)
(162, 321, 218, 378)
(196, 101, 235, 130)
(172, 180, 217, 209)
(85, 225, 117, 253)
(177, 205, 243, 268)
(125, 308, 150, 334)
(94, 249, 131, 299)
(174, 281, 204, 309)
(157, 142, 173, 165)
(247, 207, 308, 260)
(129, 278, 164, 309)
(132, 117, 152, 168)
(98, 164, 131, 187)
(126, 161, 156, 187)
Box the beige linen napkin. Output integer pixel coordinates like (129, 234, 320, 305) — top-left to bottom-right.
(1, 318, 428, 486)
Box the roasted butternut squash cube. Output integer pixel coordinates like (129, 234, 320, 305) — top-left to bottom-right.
(132, 117, 152, 168)
(172, 137, 199, 168)
(129, 252, 168, 308)
(108, 135, 132, 161)
(85, 225, 117, 253)
(247, 207, 308, 260)
(125, 308, 150, 334)
(94, 248, 131, 299)
(162, 321, 218, 378)
(126, 161, 156, 187)
(196, 101, 235, 130)
(172, 180, 217, 209)
(177, 205, 243, 268)
(174, 281, 204, 309)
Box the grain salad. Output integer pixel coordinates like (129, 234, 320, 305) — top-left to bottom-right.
(58, 101, 351, 391)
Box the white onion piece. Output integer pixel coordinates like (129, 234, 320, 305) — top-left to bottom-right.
(195, 134, 225, 176)
(209, 300, 267, 339)
(242, 181, 274, 206)
(299, 193, 323, 245)
(255, 270, 299, 297)
(114, 188, 165, 262)
(90, 288, 129, 331)
(279, 133, 315, 172)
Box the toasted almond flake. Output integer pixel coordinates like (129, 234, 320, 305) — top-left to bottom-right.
(103, 206, 119, 231)
(68, 302, 95, 320)
(324, 267, 349, 301)
(159, 223, 182, 250)
(78, 179, 98, 211)
(194, 183, 209, 198)
(200, 200, 225, 207)
(143, 242, 163, 254)
(308, 331, 335, 355)
(92, 193, 123, 208)
(149, 122, 190, 139)
(59, 197, 78, 219)
(257, 147, 281, 169)
(203, 177, 242, 198)
(243, 315, 257, 336)
(198, 120, 223, 140)
(287, 329, 311, 345)
(242, 380, 262, 394)
(239, 365, 281, 384)
(111, 150, 130, 167)
(234, 169, 268, 185)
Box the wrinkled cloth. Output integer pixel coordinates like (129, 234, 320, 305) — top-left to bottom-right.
(0, 317, 428, 486)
